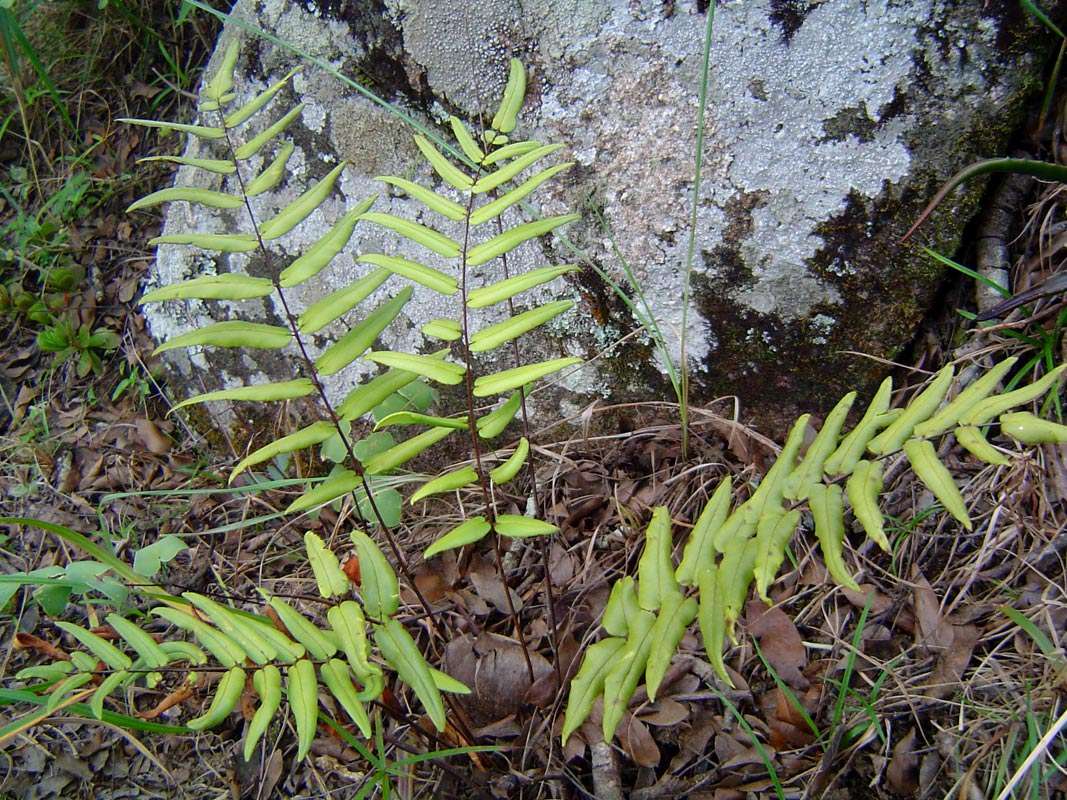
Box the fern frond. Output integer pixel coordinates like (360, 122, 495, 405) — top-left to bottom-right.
(471, 144, 564, 195)
(360, 212, 462, 258)
(246, 141, 295, 196)
(469, 163, 573, 225)
(469, 300, 573, 353)
(359, 253, 458, 295)
(376, 175, 467, 221)
(259, 162, 346, 240)
(314, 288, 413, 376)
(235, 103, 304, 159)
(170, 378, 315, 411)
(127, 187, 243, 213)
(141, 273, 274, 303)
(152, 321, 291, 355)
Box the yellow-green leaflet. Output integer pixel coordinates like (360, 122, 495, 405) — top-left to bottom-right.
(784, 392, 856, 501)
(118, 117, 224, 140)
(467, 265, 579, 309)
(327, 601, 373, 676)
(263, 595, 336, 660)
(55, 622, 132, 670)
(137, 155, 236, 174)
(752, 508, 801, 602)
(424, 517, 492, 558)
(203, 38, 239, 102)
(697, 565, 732, 687)
(16, 662, 73, 681)
(867, 365, 955, 456)
(127, 187, 243, 213)
(954, 425, 1010, 465)
(361, 212, 461, 258)
(470, 301, 573, 353)
(315, 288, 413, 376)
(961, 364, 1067, 426)
(338, 361, 430, 420)
(430, 668, 470, 694)
(151, 608, 246, 667)
(743, 413, 810, 524)
(494, 514, 557, 538)
(846, 460, 890, 552)
(159, 641, 208, 665)
(230, 421, 335, 482)
(258, 162, 346, 240)
(350, 531, 399, 619)
(711, 507, 756, 554)
(720, 536, 759, 639)
(374, 411, 468, 431)
(413, 134, 474, 190)
(279, 198, 376, 288)
(473, 357, 581, 397)
(449, 116, 484, 162)
(476, 391, 523, 438)
(287, 658, 318, 760)
(602, 609, 656, 741)
(645, 593, 699, 702)
(913, 357, 1019, 437)
(373, 617, 447, 731)
(601, 576, 637, 637)
(561, 636, 626, 745)
(823, 377, 894, 477)
(466, 214, 579, 266)
(285, 470, 359, 513)
(470, 163, 573, 226)
(490, 437, 529, 485)
(482, 140, 541, 165)
(375, 176, 466, 221)
(676, 477, 732, 586)
(71, 651, 98, 673)
(244, 666, 282, 761)
(235, 104, 304, 160)
(46, 673, 94, 712)
(491, 58, 526, 134)
(359, 253, 458, 295)
(90, 670, 130, 719)
(246, 141, 295, 196)
(182, 592, 274, 664)
(421, 318, 462, 340)
(363, 427, 454, 475)
(903, 438, 972, 530)
(999, 411, 1067, 445)
(471, 144, 565, 195)
(410, 466, 478, 504)
(153, 321, 290, 355)
(172, 379, 315, 411)
(141, 273, 274, 304)
(187, 666, 246, 731)
(298, 268, 391, 334)
(225, 67, 300, 128)
(106, 614, 168, 668)
(365, 351, 466, 386)
(808, 483, 860, 591)
(199, 94, 233, 111)
(242, 617, 306, 663)
(637, 506, 678, 612)
(305, 532, 350, 598)
(319, 659, 372, 737)
(149, 232, 257, 252)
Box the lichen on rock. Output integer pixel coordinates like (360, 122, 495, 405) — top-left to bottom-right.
(143, 0, 1057, 428)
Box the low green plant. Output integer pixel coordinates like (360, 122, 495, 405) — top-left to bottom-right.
(561, 359, 1067, 746)
(35, 317, 119, 376)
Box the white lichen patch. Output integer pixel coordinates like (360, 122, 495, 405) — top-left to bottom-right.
(144, 0, 1030, 420)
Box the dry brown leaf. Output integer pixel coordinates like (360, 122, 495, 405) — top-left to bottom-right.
(911, 567, 954, 653)
(746, 600, 808, 689)
(14, 632, 69, 661)
(886, 727, 920, 795)
(135, 419, 171, 455)
(137, 684, 194, 720)
(638, 697, 689, 727)
(616, 713, 660, 767)
(468, 557, 523, 614)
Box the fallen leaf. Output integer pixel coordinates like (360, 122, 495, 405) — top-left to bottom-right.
(14, 632, 69, 661)
(887, 727, 920, 795)
(135, 419, 172, 455)
(638, 697, 689, 727)
(137, 684, 194, 719)
(911, 567, 954, 653)
(746, 600, 808, 689)
(468, 557, 523, 614)
(616, 712, 660, 767)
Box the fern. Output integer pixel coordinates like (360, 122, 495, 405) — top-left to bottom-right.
(15, 533, 462, 761)
(561, 360, 1067, 745)
(35, 41, 578, 752)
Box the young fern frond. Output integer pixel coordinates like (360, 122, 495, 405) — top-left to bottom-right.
(562, 359, 1067, 745)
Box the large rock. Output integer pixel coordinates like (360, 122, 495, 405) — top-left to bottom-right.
(146, 0, 1055, 428)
